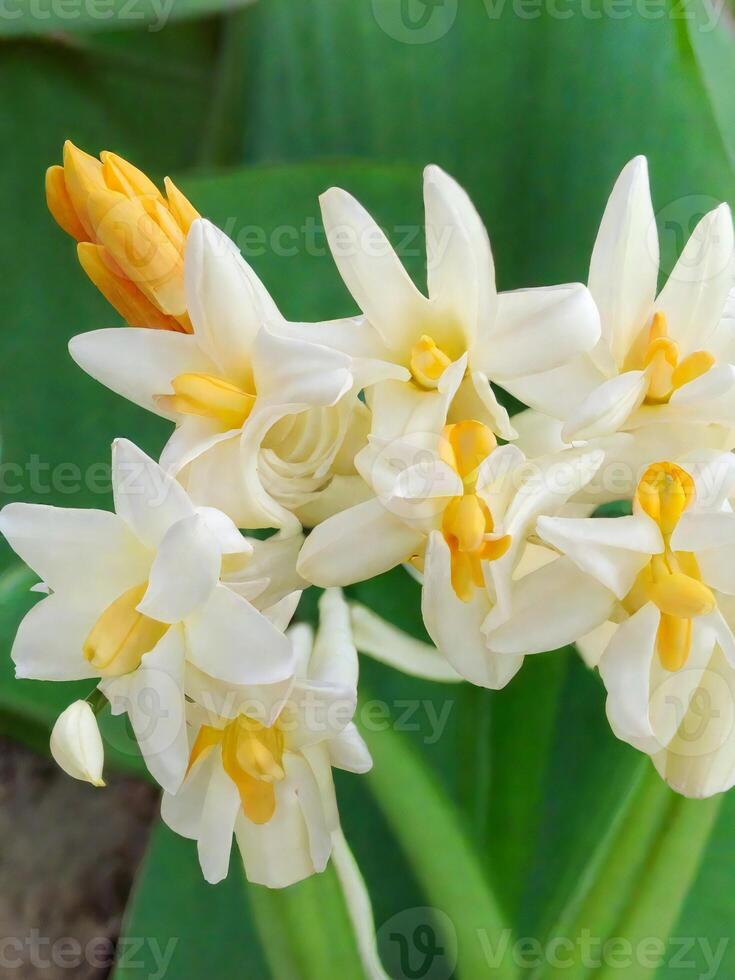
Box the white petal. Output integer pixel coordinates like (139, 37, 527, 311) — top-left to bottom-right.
(161, 747, 216, 840)
(112, 439, 194, 549)
(197, 747, 241, 884)
(561, 370, 648, 442)
(483, 557, 616, 655)
(69, 328, 214, 420)
(598, 602, 662, 755)
(252, 327, 353, 408)
(511, 409, 567, 458)
(423, 166, 481, 343)
(297, 498, 425, 588)
(349, 601, 463, 682)
(159, 416, 234, 477)
(536, 514, 661, 599)
(287, 751, 333, 872)
(195, 507, 252, 556)
(50, 700, 105, 787)
(588, 156, 659, 367)
(226, 533, 305, 611)
(102, 627, 189, 794)
(235, 774, 315, 888)
(138, 515, 220, 624)
(659, 646, 735, 798)
(656, 204, 735, 354)
(488, 284, 600, 379)
(422, 532, 523, 689)
(319, 186, 427, 353)
(0, 502, 149, 600)
(328, 723, 373, 774)
(12, 592, 100, 681)
(683, 449, 735, 510)
(184, 584, 295, 686)
(576, 619, 618, 669)
(186, 219, 277, 379)
(671, 512, 735, 595)
(500, 354, 606, 421)
(309, 588, 359, 691)
(668, 364, 735, 428)
(447, 371, 516, 440)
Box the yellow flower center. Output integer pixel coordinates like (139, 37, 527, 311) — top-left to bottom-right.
(439, 420, 511, 602)
(625, 462, 715, 671)
(409, 334, 452, 389)
(83, 582, 168, 677)
(188, 715, 285, 824)
(632, 313, 714, 405)
(158, 373, 256, 430)
(46, 142, 199, 333)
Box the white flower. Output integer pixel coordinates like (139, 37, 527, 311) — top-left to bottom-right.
(298, 364, 603, 688)
(512, 157, 735, 494)
(161, 589, 372, 887)
(50, 700, 105, 787)
(0, 439, 302, 794)
(285, 165, 600, 440)
(69, 219, 385, 532)
(486, 453, 735, 797)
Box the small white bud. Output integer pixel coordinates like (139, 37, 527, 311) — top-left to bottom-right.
(50, 700, 106, 787)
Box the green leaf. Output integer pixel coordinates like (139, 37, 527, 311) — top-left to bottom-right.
(682, 0, 735, 174)
(359, 690, 516, 980)
(0, 0, 254, 38)
(113, 819, 270, 980)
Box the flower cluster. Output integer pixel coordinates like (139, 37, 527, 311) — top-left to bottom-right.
(4, 145, 735, 891)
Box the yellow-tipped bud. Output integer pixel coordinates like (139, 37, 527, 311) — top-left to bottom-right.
(46, 141, 199, 332)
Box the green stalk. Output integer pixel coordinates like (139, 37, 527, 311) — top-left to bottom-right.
(360, 694, 517, 980)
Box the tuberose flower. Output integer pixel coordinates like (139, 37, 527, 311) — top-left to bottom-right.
(486, 453, 735, 797)
(512, 157, 735, 496)
(46, 142, 199, 332)
(0, 439, 302, 793)
(287, 165, 601, 440)
(161, 588, 372, 887)
(70, 219, 389, 531)
(298, 362, 602, 688)
(50, 700, 106, 787)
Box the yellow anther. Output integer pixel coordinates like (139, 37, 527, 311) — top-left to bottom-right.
(409, 335, 452, 389)
(442, 420, 497, 485)
(648, 572, 716, 619)
(223, 716, 285, 824)
(46, 141, 199, 332)
(480, 534, 512, 562)
(443, 494, 489, 554)
(637, 312, 715, 404)
(656, 614, 692, 672)
(160, 373, 256, 430)
(671, 350, 716, 390)
(635, 462, 694, 536)
(83, 583, 168, 677)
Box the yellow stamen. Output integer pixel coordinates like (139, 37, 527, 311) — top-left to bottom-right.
(159, 373, 255, 430)
(438, 419, 509, 601)
(648, 573, 715, 618)
(656, 615, 692, 672)
(409, 335, 452, 389)
(626, 461, 714, 672)
(83, 583, 168, 677)
(636, 312, 714, 405)
(442, 420, 497, 486)
(635, 461, 694, 537)
(46, 141, 199, 332)
(189, 715, 286, 825)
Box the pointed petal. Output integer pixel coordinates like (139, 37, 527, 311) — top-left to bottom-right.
(69, 328, 214, 420)
(588, 156, 659, 367)
(561, 370, 648, 442)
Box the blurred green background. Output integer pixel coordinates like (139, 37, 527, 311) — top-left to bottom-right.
(2, 0, 735, 977)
